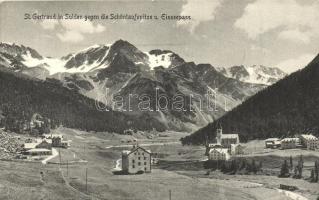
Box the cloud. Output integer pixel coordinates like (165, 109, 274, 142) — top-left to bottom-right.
(56, 20, 105, 43)
(39, 18, 105, 43)
(276, 54, 315, 73)
(59, 20, 105, 34)
(40, 19, 59, 30)
(177, 0, 224, 33)
(277, 29, 311, 44)
(57, 30, 84, 43)
(234, 0, 319, 43)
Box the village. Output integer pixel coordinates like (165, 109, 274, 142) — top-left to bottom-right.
(1, 113, 319, 200)
(0, 113, 71, 163)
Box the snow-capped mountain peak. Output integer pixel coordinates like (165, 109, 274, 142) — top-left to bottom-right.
(221, 65, 286, 85)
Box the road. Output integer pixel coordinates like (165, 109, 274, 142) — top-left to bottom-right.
(42, 148, 59, 165)
(105, 141, 179, 149)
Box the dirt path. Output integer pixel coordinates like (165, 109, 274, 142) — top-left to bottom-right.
(42, 148, 59, 165)
(105, 141, 179, 149)
(276, 189, 309, 200)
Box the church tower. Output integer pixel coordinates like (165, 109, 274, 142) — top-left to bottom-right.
(216, 123, 223, 144)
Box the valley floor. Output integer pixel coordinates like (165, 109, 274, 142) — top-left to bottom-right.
(0, 128, 318, 200)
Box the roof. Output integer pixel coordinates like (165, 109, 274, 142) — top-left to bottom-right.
(265, 138, 280, 141)
(122, 146, 151, 156)
(43, 134, 63, 139)
(209, 148, 229, 154)
(221, 134, 239, 139)
(23, 142, 40, 149)
(300, 134, 318, 140)
(35, 138, 52, 144)
(281, 138, 300, 142)
(27, 148, 51, 152)
(208, 143, 223, 148)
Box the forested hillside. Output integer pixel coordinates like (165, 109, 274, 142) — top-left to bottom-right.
(181, 54, 319, 145)
(0, 70, 165, 133)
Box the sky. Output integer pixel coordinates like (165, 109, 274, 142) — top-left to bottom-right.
(0, 0, 318, 73)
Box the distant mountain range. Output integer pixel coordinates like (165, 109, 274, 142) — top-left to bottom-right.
(181, 54, 319, 145)
(218, 65, 286, 85)
(0, 40, 286, 132)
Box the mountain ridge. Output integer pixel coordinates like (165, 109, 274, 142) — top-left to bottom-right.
(0, 40, 287, 132)
(181, 53, 319, 144)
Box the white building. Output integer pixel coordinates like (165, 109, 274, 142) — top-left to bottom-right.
(265, 138, 281, 148)
(122, 145, 151, 174)
(281, 138, 300, 149)
(299, 134, 318, 150)
(208, 148, 230, 161)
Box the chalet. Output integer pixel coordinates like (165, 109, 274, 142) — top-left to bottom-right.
(52, 136, 71, 148)
(36, 140, 52, 150)
(43, 133, 64, 139)
(23, 142, 39, 151)
(208, 148, 230, 161)
(299, 134, 318, 150)
(23, 139, 52, 151)
(230, 144, 245, 155)
(281, 138, 300, 149)
(265, 138, 281, 148)
(122, 145, 151, 174)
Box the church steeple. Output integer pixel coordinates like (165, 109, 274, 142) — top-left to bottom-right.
(216, 123, 223, 144)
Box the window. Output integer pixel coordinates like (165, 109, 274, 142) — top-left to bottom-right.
(144, 162, 147, 165)
(144, 167, 147, 171)
(132, 159, 135, 163)
(144, 157, 147, 160)
(138, 162, 141, 166)
(132, 165, 135, 168)
(138, 157, 140, 160)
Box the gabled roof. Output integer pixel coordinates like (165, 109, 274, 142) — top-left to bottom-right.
(43, 133, 63, 139)
(23, 142, 39, 149)
(281, 138, 299, 142)
(265, 138, 280, 141)
(36, 138, 52, 144)
(300, 134, 318, 140)
(208, 143, 223, 148)
(221, 134, 239, 139)
(122, 146, 151, 156)
(209, 148, 229, 154)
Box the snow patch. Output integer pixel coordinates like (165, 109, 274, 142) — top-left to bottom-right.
(146, 52, 172, 69)
(21, 44, 112, 75)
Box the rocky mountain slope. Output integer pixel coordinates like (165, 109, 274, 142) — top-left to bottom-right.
(181, 54, 319, 144)
(218, 65, 286, 85)
(0, 40, 284, 132)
